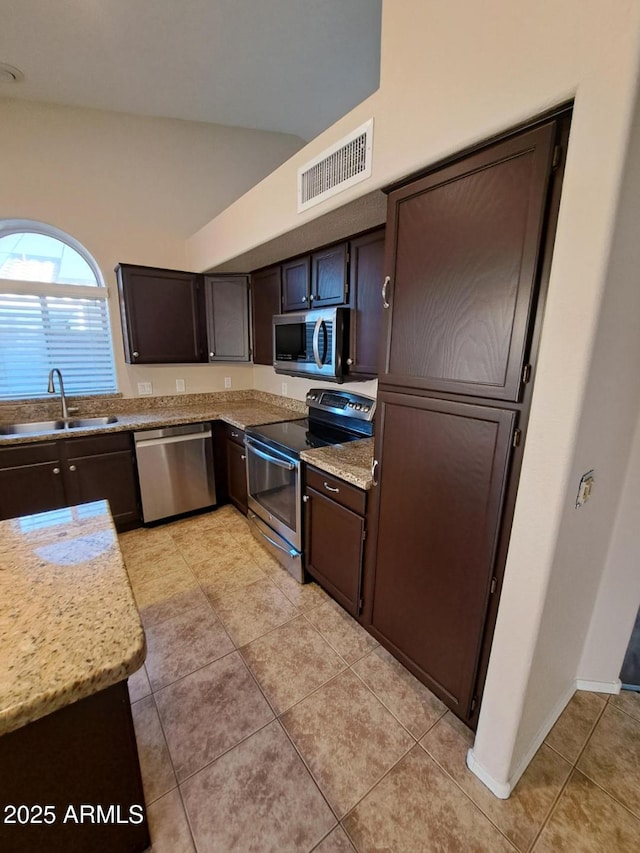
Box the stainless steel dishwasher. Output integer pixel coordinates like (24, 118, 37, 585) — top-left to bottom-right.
(134, 423, 216, 523)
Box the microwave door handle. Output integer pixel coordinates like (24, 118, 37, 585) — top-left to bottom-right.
(245, 438, 295, 470)
(312, 316, 324, 369)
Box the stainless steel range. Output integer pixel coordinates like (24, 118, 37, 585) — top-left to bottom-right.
(244, 388, 375, 582)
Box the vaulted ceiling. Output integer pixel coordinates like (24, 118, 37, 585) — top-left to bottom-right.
(0, 0, 382, 141)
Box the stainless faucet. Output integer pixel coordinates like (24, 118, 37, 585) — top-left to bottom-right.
(47, 368, 70, 420)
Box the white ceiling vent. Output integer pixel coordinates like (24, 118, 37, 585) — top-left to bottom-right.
(297, 119, 373, 213)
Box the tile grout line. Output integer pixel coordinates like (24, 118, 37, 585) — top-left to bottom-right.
(526, 698, 610, 851)
(418, 743, 521, 852)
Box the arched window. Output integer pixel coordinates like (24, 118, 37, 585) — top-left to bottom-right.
(0, 220, 117, 400)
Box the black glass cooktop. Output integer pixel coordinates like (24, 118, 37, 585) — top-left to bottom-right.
(245, 418, 365, 457)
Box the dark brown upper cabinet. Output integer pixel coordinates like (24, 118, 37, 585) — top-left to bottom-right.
(347, 229, 385, 378)
(368, 390, 516, 720)
(204, 275, 250, 362)
(282, 244, 348, 312)
(116, 263, 207, 364)
(251, 265, 282, 365)
(380, 122, 556, 401)
(311, 242, 348, 307)
(281, 257, 311, 312)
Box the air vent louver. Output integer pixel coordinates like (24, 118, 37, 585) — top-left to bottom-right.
(297, 119, 373, 212)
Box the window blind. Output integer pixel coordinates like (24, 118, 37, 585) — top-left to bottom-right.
(0, 293, 117, 400)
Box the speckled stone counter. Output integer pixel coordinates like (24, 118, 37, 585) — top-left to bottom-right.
(301, 437, 375, 489)
(0, 500, 145, 736)
(0, 397, 305, 447)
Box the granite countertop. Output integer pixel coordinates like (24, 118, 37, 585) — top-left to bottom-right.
(0, 400, 304, 447)
(301, 437, 375, 490)
(0, 500, 145, 737)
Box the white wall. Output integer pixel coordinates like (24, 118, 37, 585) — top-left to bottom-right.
(0, 97, 304, 397)
(578, 411, 640, 685)
(253, 366, 377, 404)
(187, 0, 640, 793)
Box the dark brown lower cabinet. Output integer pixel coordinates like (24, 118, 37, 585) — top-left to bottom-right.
(225, 425, 248, 514)
(0, 681, 149, 853)
(63, 434, 140, 530)
(0, 442, 67, 519)
(0, 433, 140, 531)
(304, 467, 367, 617)
(366, 390, 516, 722)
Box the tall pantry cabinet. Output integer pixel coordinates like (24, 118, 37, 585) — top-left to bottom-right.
(364, 113, 571, 726)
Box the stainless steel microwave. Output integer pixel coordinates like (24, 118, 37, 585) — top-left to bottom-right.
(273, 307, 348, 382)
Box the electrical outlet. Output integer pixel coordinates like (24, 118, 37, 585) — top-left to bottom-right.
(281, 382, 288, 396)
(576, 470, 594, 508)
(137, 382, 152, 396)
(224, 376, 232, 389)
(176, 379, 186, 393)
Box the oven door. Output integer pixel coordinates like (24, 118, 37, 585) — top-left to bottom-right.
(245, 436, 301, 551)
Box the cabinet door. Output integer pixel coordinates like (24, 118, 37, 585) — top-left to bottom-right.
(305, 487, 365, 617)
(282, 257, 310, 312)
(369, 391, 516, 720)
(204, 276, 250, 361)
(226, 439, 248, 514)
(311, 243, 348, 307)
(62, 436, 140, 530)
(116, 264, 207, 364)
(251, 266, 282, 365)
(348, 229, 385, 378)
(0, 462, 66, 520)
(381, 122, 556, 400)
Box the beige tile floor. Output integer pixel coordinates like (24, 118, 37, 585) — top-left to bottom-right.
(120, 507, 640, 852)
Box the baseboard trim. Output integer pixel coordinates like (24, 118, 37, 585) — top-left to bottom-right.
(467, 679, 576, 799)
(575, 678, 621, 694)
(465, 748, 511, 799)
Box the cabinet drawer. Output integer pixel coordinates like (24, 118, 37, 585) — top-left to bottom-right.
(224, 423, 245, 446)
(64, 432, 133, 458)
(0, 441, 59, 468)
(305, 466, 366, 515)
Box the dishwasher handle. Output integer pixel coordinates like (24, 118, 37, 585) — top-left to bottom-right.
(135, 429, 212, 449)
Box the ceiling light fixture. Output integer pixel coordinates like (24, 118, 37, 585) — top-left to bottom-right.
(0, 63, 24, 83)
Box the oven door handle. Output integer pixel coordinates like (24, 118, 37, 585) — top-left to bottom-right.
(312, 317, 325, 369)
(244, 438, 295, 470)
(247, 513, 299, 557)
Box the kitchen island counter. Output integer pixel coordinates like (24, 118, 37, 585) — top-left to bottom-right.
(0, 499, 145, 736)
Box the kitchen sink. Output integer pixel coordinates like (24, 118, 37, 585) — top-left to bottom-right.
(67, 416, 118, 428)
(0, 416, 119, 435)
(0, 420, 66, 435)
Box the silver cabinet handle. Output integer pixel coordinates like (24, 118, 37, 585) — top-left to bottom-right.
(371, 459, 379, 486)
(382, 276, 391, 309)
(303, 495, 310, 503)
(302, 295, 307, 302)
(324, 482, 340, 493)
(69, 465, 77, 472)
(209, 352, 215, 358)
(241, 454, 246, 461)
(133, 351, 139, 358)
(231, 431, 239, 438)
(52, 467, 60, 475)
(309, 293, 314, 301)
(346, 357, 354, 366)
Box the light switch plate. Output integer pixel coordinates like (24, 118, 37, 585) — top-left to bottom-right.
(176, 379, 186, 393)
(137, 382, 152, 395)
(576, 469, 594, 508)
(224, 377, 232, 389)
(281, 382, 288, 396)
